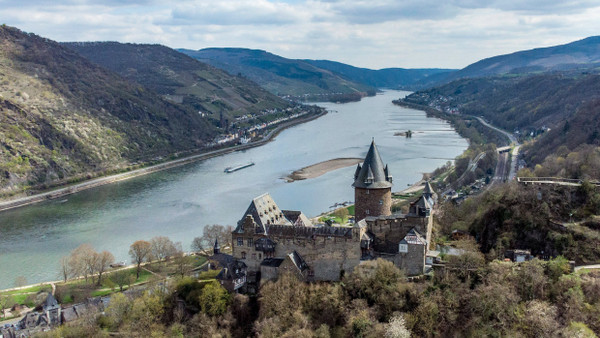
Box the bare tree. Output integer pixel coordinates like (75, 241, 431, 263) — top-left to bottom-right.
(59, 256, 70, 283)
(96, 251, 115, 286)
(150, 236, 177, 262)
(172, 242, 193, 278)
(191, 224, 233, 253)
(81, 247, 100, 285)
(129, 240, 152, 279)
(69, 244, 96, 283)
(191, 236, 207, 253)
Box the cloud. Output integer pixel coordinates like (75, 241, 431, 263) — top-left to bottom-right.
(0, 0, 599, 69)
(167, 0, 305, 26)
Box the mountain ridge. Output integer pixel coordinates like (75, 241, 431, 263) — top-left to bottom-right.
(0, 26, 217, 195)
(442, 36, 600, 82)
(63, 42, 291, 122)
(179, 47, 377, 101)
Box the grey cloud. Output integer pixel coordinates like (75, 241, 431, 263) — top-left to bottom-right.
(321, 0, 599, 24)
(165, 3, 301, 26)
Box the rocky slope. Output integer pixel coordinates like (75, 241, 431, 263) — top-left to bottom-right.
(0, 25, 216, 196)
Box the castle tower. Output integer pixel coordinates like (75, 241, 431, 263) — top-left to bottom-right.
(353, 140, 393, 221)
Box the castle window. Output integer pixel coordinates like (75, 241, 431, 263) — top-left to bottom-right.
(241, 252, 246, 259)
(366, 190, 370, 195)
(366, 209, 370, 215)
(247, 238, 253, 247)
(259, 253, 262, 260)
(399, 244, 408, 253)
(379, 199, 383, 205)
(237, 237, 243, 246)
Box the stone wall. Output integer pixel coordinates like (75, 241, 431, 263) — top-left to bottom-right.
(354, 187, 392, 221)
(232, 216, 366, 281)
(395, 242, 426, 276)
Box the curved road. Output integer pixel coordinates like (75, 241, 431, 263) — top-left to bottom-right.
(475, 117, 520, 181)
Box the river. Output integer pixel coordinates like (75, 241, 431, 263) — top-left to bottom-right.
(0, 90, 467, 288)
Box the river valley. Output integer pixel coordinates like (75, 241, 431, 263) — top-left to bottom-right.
(0, 90, 468, 288)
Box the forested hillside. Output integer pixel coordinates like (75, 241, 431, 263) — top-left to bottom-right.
(63, 42, 291, 123)
(303, 59, 454, 89)
(443, 36, 600, 82)
(0, 26, 216, 196)
(401, 73, 600, 166)
(179, 48, 376, 101)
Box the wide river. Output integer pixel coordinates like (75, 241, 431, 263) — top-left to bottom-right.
(0, 90, 467, 288)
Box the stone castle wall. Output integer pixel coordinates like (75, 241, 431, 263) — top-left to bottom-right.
(354, 187, 392, 221)
(232, 224, 363, 281)
(366, 215, 430, 252)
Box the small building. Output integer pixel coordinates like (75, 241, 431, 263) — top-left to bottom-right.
(505, 249, 533, 262)
(216, 260, 248, 293)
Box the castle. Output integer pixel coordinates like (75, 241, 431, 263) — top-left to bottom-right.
(224, 140, 436, 290)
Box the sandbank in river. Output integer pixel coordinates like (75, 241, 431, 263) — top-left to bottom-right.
(285, 158, 363, 182)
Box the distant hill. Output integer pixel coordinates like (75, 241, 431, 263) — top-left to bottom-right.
(0, 25, 217, 195)
(303, 59, 455, 89)
(178, 48, 376, 101)
(401, 72, 600, 166)
(444, 36, 600, 82)
(63, 42, 291, 121)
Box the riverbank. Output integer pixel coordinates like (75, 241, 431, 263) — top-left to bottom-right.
(0, 110, 327, 213)
(284, 157, 363, 182)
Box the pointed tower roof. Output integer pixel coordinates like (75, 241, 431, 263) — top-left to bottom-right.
(353, 139, 393, 189)
(213, 238, 220, 255)
(423, 181, 434, 195)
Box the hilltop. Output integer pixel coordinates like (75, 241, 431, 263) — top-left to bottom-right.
(402, 72, 600, 165)
(0, 26, 218, 196)
(441, 36, 600, 83)
(303, 59, 454, 90)
(178, 48, 377, 102)
(63, 42, 291, 122)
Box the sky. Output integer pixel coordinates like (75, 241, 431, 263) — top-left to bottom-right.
(2, 0, 600, 69)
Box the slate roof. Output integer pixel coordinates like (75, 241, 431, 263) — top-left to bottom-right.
(282, 210, 313, 227)
(61, 307, 78, 323)
(216, 260, 247, 280)
(353, 140, 393, 189)
(214, 238, 220, 252)
(423, 181, 434, 195)
(209, 253, 235, 268)
(43, 293, 59, 311)
(288, 251, 308, 272)
(260, 258, 284, 267)
(399, 228, 426, 246)
(236, 193, 292, 233)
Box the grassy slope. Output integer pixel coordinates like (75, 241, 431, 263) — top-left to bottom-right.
(0, 26, 216, 195)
